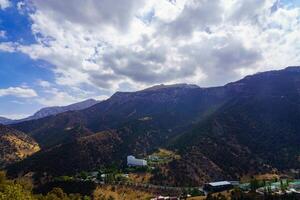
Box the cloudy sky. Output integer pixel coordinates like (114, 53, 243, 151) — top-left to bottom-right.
(0, 0, 299, 119)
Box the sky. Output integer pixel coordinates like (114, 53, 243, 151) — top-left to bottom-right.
(0, 0, 299, 119)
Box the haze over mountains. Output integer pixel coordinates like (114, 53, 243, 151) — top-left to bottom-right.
(2, 66, 300, 186)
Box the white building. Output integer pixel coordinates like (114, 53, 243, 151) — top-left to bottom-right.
(127, 155, 147, 166)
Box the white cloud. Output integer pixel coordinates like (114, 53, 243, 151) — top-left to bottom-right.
(35, 85, 105, 107)
(0, 87, 38, 98)
(0, 0, 11, 10)
(1, 0, 300, 95)
(37, 80, 51, 88)
(36, 88, 80, 106)
(0, 42, 17, 52)
(0, 30, 6, 38)
(17, 1, 25, 11)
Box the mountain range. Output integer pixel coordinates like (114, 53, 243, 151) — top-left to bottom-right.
(3, 66, 300, 186)
(0, 99, 99, 125)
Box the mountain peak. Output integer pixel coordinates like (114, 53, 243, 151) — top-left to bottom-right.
(142, 83, 200, 91)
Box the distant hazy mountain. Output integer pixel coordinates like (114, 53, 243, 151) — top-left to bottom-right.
(0, 117, 13, 125)
(8, 66, 300, 186)
(0, 125, 40, 168)
(24, 99, 99, 121)
(1, 99, 99, 125)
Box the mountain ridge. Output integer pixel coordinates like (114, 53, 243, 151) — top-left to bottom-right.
(5, 66, 300, 186)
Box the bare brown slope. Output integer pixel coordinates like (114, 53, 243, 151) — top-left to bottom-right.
(7, 130, 123, 176)
(0, 125, 40, 168)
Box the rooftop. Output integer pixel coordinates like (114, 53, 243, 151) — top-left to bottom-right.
(208, 181, 232, 187)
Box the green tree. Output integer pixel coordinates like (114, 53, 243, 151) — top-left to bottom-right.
(79, 171, 88, 180)
(0, 171, 35, 200)
(250, 178, 260, 192)
(43, 187, 68, 200)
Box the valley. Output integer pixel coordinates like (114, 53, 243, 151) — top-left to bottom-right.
(1, 67, 300, 199)
(1, 0, 300, 198)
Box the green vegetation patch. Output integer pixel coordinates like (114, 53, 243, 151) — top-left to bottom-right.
(147, 148, 180, 165)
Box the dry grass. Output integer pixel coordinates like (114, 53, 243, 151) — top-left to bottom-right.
(187, 190, 232, 200)
(255, 173, 280, 181)
(128, 172, 152, 184)
(241, 173, 280, 182)
(187, 196, 206, 200)
(153, 148, 180, 159)
(93, 185, 153, 200)
(0, 134, 40, 167)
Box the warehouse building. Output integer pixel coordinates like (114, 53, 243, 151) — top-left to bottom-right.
(204, 181, 233, 193)
(127, 155, 147, 166)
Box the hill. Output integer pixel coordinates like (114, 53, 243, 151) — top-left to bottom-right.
(0, 125, 40, 168)
(7, 130, 123, 176)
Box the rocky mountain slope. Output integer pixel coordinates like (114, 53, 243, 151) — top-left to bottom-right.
(6, 66, 300, 186)
(0, 125, 40, 168)
(161, 67, 300, 185)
